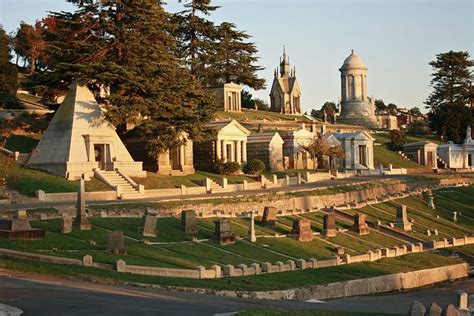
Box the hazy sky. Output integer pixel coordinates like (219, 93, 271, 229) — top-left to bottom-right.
(1, 0, 473, 113)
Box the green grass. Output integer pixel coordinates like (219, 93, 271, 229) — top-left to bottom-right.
(215, 110, 315, 123)
(0, 155, 111, 196)
(372, 133, 432, 168)
(0, 252, 458, 291)
(132, 170, 256, 189)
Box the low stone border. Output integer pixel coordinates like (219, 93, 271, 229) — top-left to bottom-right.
(125, 263, 469, 302)
(0, 234, 472, 280)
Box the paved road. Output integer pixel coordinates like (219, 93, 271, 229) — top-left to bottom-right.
(0, 175, 391, 212)
(0, 271, 471, 315)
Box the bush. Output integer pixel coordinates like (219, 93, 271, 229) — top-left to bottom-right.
(222, 162, 241, 175)
(389, 129, 406, 151)
(214, 159, 225, 175)
(243, 159, 265, 175)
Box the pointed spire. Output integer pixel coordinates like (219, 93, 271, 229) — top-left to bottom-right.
(351, 49, 354, 55)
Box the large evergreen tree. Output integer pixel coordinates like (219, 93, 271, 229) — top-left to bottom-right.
(426, 51, 473, 142)
(210, 22, 265, 90)
(12, 21, 45, 73)
(31, 0, 215, 154)
(0, 26, 19, 100)
(173, 0, 219, 80)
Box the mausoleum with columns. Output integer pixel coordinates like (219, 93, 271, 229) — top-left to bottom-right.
(193, 120, 250, 171)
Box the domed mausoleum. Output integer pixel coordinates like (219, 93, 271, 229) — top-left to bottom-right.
(338, 50, 379, 128)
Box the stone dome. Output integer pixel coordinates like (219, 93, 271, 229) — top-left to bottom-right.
(340, 50, 367, 71)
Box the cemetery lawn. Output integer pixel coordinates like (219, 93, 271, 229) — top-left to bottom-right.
(132, 171, 256, 189)
(215, 110, 315, 123)
(4, 134, 40, 153)
(0, 155, 111, 196)
(372, 133, 434, 169)
(0, 252, 459, 292)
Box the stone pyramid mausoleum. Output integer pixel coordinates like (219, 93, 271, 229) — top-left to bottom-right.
(27, 82, 145, 180)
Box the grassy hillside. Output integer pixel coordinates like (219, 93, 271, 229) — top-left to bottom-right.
(215, 109, 317, 122)
(372, 132, 439, 168)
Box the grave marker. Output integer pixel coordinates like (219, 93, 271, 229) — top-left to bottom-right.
(107, 231, 127, 255)
(289, 219, 313, 242)
(137, 214, 157, 237)
(322, 213, 337, 237)
(352, 213, 370, 235)
(181, 210, 199, 233)
(395, 204, 412, 231)
(262, 206, 277, 226)
(213, 218, 235, 245)
(74, 177, 91, 230)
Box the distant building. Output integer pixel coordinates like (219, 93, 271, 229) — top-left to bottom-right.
(126, 132, 195, 175)
(269, 48, 302, 115)
(402, 141, 438, 169)
(376, 111, 399, 130)
(27, 83, 145, 180)
(193, 120, 250, 171)
(280, 125, 315, 169)
(333, 131, 375, 170)
(438, 127, 474, 169)
(247, 132, 285, 171)
(337, 50, 379, 128)
(210, 82, 242, 112)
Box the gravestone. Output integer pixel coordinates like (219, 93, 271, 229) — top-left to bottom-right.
(61, 215, 73, 234)
(0, 212, 45, 240)
(322, 213, 337, 237)
(181, 210, 199, 233)
(444, 304, 460, 316)
(137, 214, 157, 237)
(352, 213, 370, 235)
(409, 301, 426, 316)
(428, 303, 442, 316)
(74, 177, 91, 230)
(262, 206, 277, 226)
(213, 219, 235, 245)
(289, 219, 313, 242)
(248, 212, 256, 243)
(395, 204, 412, 231)
(426, 229, 431, 237)
(453, 212, 458, 223)
(16, 210, 27, 220)
(457, 291, 468, 310)
(428, 196, 435, 209)
(107, 231, 127, 255)
(434, 229, 439, 236)
(335, 246, 345, 255)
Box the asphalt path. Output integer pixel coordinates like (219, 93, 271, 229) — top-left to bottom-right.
(0, 271, 471, 315)
(0, 175, 391, 212)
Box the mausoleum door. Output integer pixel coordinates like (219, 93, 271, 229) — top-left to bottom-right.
(170, 147, 181, 170)
(94, 144, 111, 170)
(427, 151, 433, 168)
(358, 145, 367, 167)
(468, 154, 473, 167)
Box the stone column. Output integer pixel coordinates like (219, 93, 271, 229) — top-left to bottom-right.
(242, 140, 247, 163)
(236, 140, 242, 163)
(216, 140, 221, 160)
(228, 142, 234, 162)
(248, 212, 256, 243)
(179, 144, 185, 168)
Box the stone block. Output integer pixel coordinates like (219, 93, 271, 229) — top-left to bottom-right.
(181, 210, 199, 233)
(223, 264, 235, 276)
(107, 231, 127, 255)
(82, 255, 93, 267)
(428, 302, 442, 316)
(197, 266, 206, 279)
(115, 259, 126, 273)
(211, 265, 221, 278)
(262, 207, 277, 226)
(345, 254, 351, 264)
(444, 304, 460, 316)
(250, 263, 261, 275)
(296, 259, 306, 270)
(289, 219, 313, 242)
(261, 262, 272, 273)
(275, 261, 285, 272)
(286, 260, 296, 271)
(213, 218, 235, 245)
(308, 258, 317, 269)
(409, 301, 426, 316)
(61, 215, 73, 234)
(458, 291, 468, 310)
(137, 214, 157, 237)
(322, 213, 337, 237)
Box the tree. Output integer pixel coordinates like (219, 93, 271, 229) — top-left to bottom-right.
(209, 22, 265, 90)
(328, 145, 345, 170)
(173, 0, 219, 79)
(387, 103, 398, 115)
(409, 107, 422, 116)
(0, 25, 19, 100)
(300, 137, 329, 170)
(389, 129, 405, 151)
(12, 21, 45, 73)
(426, 51, 473, 142)
(241, 90, 269, 110)
(375, 99, 387, 111)
(30, 0, 215, 155)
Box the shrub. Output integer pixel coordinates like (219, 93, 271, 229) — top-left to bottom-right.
(243, 159, 265, 175)
(214, 159, 225, 175)
(222, 162, 241, 175)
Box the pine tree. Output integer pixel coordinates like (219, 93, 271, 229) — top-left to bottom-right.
(210, 22, 265, 90)
(173, 0, 219, 80)
(31, 0, 215, 154)
(426, 51, 473, 142)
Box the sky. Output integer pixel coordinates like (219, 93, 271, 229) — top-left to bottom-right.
(0, 0, 473, 114)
